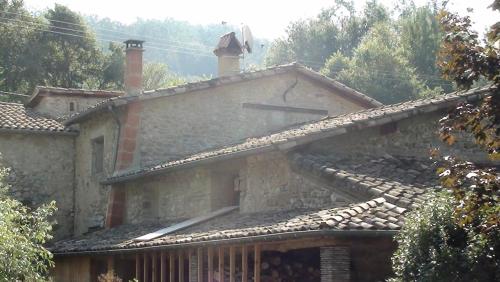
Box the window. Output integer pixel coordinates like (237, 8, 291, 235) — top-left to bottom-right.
(92, 136, 104, 175)
(69, 102, 75, 112)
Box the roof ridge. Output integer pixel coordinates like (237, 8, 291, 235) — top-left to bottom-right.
(0, 101, 24, 106)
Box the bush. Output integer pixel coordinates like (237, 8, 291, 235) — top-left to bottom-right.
(390, 192, 498, 281)
(0, 167, 56, 281)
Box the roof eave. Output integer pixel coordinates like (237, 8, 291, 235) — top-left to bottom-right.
(51, 229, 398, 257)
(0, 128, 78, 136)
(102, 86, 491, 185)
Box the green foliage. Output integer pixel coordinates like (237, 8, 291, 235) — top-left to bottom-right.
(436, 0, 499, 246)
(40, 4, 102, 88)
(265, 0, 389, 69)
(0, 167, 56, 281)
(0, 0, 44, 95)
(268, 0, 448, 103)
(321, 23, 441, 103)
(391, 192, 498, 281)
(398, 4, 453, 91)
(392, 2, 499, 281)
(143, 62, 186, 91)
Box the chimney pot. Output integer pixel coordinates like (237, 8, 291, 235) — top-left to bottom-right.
(124, 39, 145, 95)
(214, 32, 243, 77)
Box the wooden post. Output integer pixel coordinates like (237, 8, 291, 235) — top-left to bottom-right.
(188, 250, 193, 282)
(241, 245, 248, 282)
(179, 251, 184, 282)
(169, 252, 175, 282)
(197, 248, 203, 282)
(107, 256, 115, 274)
(254, 245, 261, 282)
(229, 246, 235, 282)
(219, 247, 225, 282)
(136, 254, 141, 281)
(160, 252, 167, 282)
(152, 253, 158, 282)
(144, 253, 150, 282)
(208, 247, 214, 282)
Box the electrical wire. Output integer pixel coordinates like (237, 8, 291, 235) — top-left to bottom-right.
(0, 20, 215, 58)
(1, 10, 218, 49)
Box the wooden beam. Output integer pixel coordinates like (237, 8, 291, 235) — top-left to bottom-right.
(197, 248, 203, 282)
(229, 246, 235, 282)
(254, 245, 261, 282)
(178, 251, 184, 282)
(241, 246, 248, 282)
(219, 247, 225, 282)
(135, 254, 141, 281)
(160, 252, 167, 282)
(169, 252, 175, 282)
(260, 237, 344, 252)
(152, 253, 157, 282)
(107, 256, 115, 274)
(144, 253, 150, 282)
(188, 250, 193, 282)
(208, 247, 214, 282)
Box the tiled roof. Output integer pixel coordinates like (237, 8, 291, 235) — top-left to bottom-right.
(64, 63, 382, 125)
(52, 154, 439, 255)
(293, 154, 438, 209)
(26, 86, 123, 107)
(214, 32, 243, 56)
(103, 86, 491, 184)
(0, 102, 76, 134)
(51, 197, 403, 254)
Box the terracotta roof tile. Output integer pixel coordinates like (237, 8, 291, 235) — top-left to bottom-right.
(0, 102, 76, 134)
(102, 85, 492, 185)
(294, 154, 438, 208)
(51, 197, 401, 254)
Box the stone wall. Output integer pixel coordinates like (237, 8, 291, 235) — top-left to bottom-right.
(124, 167, 213, 224)
(240, 152, 351, 213)
(33, 95, 110, 118)
(74, 111, 119, 235)
(138, 72, 365, 166)
(307, 110, 489, 162)
(0, 132, 75, 239)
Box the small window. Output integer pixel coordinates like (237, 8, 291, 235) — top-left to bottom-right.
(92, 136, 104, 175)
(69, 102, 75, 112)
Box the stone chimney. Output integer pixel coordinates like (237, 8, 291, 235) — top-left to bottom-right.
(214, 32, 243, 77)
(124, 39, 144, 95)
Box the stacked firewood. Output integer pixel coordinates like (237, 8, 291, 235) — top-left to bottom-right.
(212, 253, 320, 282)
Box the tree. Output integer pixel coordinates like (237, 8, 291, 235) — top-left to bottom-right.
(265, 0, 389, 69)
(84, 42, 125, 90)
(0, 0, 45, 95)
(142, 62, 185, 91)
(398, 3, 452, 91)
(321, 23, 440, 103)
(391, 1, 499, 280)
(40, 4, 102, 88)
(0, 166, 56, 281)
(390, 192, 497, 281)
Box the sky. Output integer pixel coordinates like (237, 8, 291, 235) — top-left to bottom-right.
(23, 0, 498, 39)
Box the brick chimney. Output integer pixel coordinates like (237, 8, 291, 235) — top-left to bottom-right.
(214, 32, 243, 76)
(124, 39, 144, 95)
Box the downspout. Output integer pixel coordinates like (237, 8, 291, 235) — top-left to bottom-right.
(107, 104, 121, 171)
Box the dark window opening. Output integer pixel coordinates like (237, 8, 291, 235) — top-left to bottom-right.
(92, 136, 104, 175)
(69, 102, 75, 112)
(379, 122, 398, 135)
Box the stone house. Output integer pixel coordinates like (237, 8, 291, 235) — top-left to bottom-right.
(0, 34, 492, 282)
